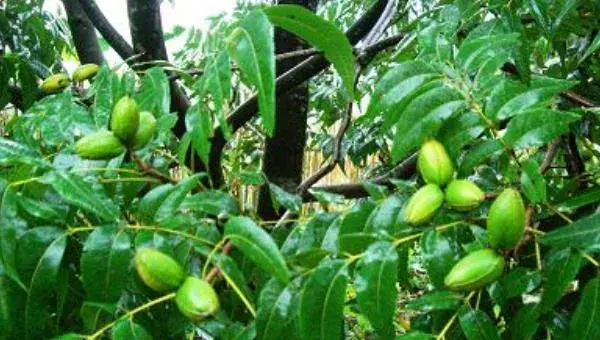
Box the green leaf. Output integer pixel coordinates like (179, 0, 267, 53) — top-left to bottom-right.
(504, 109, 580, 149)
(43, 171, 120, 222)
(224, 216, 290, 283)
(112, 319, 153, 340)
(459, 307, 500, 340)
(337, 232, 378, 255)
(18, 60, 37, 110)
(296, 212, 338, 253)
(361, 181, 390, 201)
(181, 190, 240, 216)
(17, 194, 63, 223)
(568, 277, 600, 340)
(456, 33, 520, 72)
(228, 10, 275, 135)
(195, 53, 232, 139)
(268, 183, 302, 213)
(364, 195, 403, 236)
(520, 159, 546, 204)
(0, 138, 48, 167)
(458, 139, 503, 176)
(406, 290, 464, 312)
(355, 241, 398, 339)
(299, 258, 348, 340)
(506, 304, 540, 340)
(399, 332, 435, 339)
(264, 4, 355, 97)
(366, 61, 438, 119)
(538, 212, 600, 251)
(89, 66, 115, 128)
(212, 253, 253, 305)
(17, 227, 67, 338)
(339, 200, 376, 235)
(155, 174, 201, 221)
(580, 30, 600, 64)
(135, 67, 170, 117)
(436, 111, 485, 160)
(256, 279, 297, 340)
(540, 248, 582, 312)
(81, 226, 131, 303)
(499, 268, 542, 299)
(485, 77, 577, 121)
(420, 229, 459, 288)
(136, 183, 175, 224)
(392, 86, 464, 162)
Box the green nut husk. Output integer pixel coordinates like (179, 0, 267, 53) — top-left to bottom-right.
(110, 96, 140, 144)
(75, 131, 125, 160)
(404, 184, 444, 225)
(40, 73, 71, 93)
(444, 249, 505, 291)
(445, 180, 485, 211)
(134, 248, 185, 292)
(175, 277, 220, 320)
(132, 111, 157, 149)
(487, 188, 525, 250)
(72, 63, 100, 81)
(417, 139, 454, 186)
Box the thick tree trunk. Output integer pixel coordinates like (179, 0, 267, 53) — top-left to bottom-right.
(257, 0, 319, 220)
(62, 0, 104, 65)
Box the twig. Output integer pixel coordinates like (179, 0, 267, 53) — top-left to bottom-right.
(132, 152, 176, 184)
(205, 241, 234, 283)
(540, 137, 562, 173)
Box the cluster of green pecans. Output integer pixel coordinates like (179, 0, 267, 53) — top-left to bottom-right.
(75, 96, 157, 160)
(40, 63, 100, 93)
(404, 139, 526, 291)
(134, 248, 220, 320)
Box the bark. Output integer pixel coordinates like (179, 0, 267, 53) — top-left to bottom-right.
(257, 0, 320, 220)
(62, 0, 104, 65)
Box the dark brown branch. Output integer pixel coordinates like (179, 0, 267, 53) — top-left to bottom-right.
(302, 153, 418, 202)
(562, 133, 587, 185)
(62, 0, 104, 65)
(132, 153, 176, 184)
(79, 0, 135, 59)
(540, 137, 562, 173)
(206, 0, 393, 187)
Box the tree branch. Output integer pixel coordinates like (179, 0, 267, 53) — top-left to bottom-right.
(62, 0, 104, 65)
(302, 153, 417, 202)
(79, 0, 135, 59)
(206, 0, 394, 187)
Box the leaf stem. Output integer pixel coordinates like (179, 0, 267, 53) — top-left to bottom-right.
(436, 291, 476, 340)
(86, 292, 176, 339)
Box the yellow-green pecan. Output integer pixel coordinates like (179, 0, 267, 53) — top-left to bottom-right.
(404, 184, 444, 225)
(134, 248, 185, 292)
(40, 73, 71, 93)
(110, 96, 140, 144)
(445, 179, 485, 211)
(487, 188, 526, 250)
(417, 139, 454, 186)
(444, 249, 505, 291)
(75, 131, 125, 160)
(175, 277, 220, 320)
(132, 111, 157, 149)
(72, 63, 100, 81)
